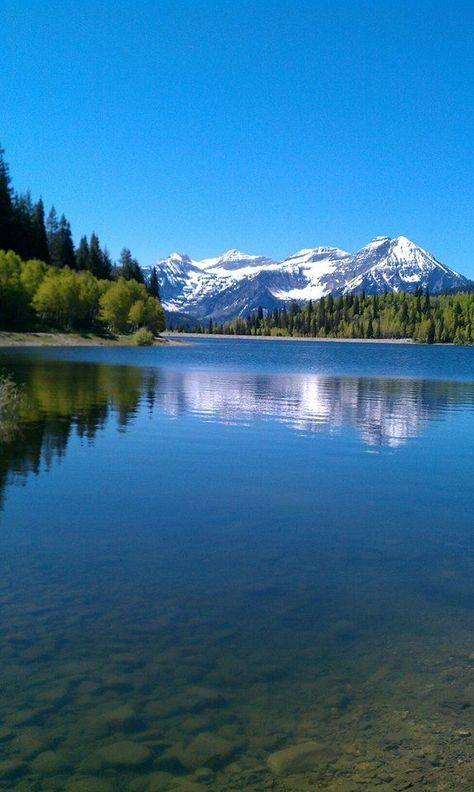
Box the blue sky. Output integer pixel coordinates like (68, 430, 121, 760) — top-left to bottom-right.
(1, 0, 473, 273)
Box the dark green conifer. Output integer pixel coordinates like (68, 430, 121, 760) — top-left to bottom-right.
(148, 266, 160, 299)
(89, 233, 105, 278)
(46, 207, 60, 265)
(117, 247, 144, 283)
(47, 209, 76, 268)
(0, 146, 14, 252)
(31, 199, 50, 263)
(76, 235, 90, 271)
(12, 191, 34, 259)
(427, 317, 435, 344)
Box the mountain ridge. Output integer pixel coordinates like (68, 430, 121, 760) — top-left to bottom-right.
(146, 236, 471, 322)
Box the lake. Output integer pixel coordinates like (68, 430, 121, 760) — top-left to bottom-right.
(0, 338, 474, 792)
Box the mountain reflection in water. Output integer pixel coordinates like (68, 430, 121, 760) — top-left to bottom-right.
(1, 348, 474, 791)
(154, 369, 474, 446)
(2, 361, 474, 453)
(0, 357, 473, 509)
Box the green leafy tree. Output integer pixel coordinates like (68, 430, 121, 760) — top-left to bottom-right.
(0, 250, 29, 328)
(100, 278, 164, 334)
(33, 269, 100, 330)
(100, 278, 144, 333)
(20, 258, 47, 299)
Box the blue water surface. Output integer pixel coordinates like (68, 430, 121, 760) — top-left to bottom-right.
(0, 338, 473, 791)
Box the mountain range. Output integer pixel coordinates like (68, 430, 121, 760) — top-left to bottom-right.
(146, 236, 471, 323)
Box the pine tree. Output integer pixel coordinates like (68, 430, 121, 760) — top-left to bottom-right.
(31, 199, 50, 263)
(148, 267, 160, 299)
(117, 248, 144, 283)
(46, 207, 60, 265)
(58, 214, 76, 269)
(0, 146, 14, 252)
(12, 191, 34, 259)
(47, 209, 75, 268)
(423, 288, 431, 314)
(101, 247, 113, 280)
(89, 233, 106, 278)
(76, 235, 90, 271)
(427, 317, 435, 344)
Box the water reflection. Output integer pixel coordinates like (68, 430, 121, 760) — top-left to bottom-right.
(1, 353, 474, 790)
(0, 360, 150, 509)
(155, 368, 474, 447)
(1, 360, 474, 508)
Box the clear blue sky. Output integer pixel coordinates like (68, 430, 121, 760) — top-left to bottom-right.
(1, 0, 473, 273)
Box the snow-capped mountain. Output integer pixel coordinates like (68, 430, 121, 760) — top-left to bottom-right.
(147, 237, 470, 322)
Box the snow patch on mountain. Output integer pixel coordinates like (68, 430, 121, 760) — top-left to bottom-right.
(149, 238, 470, 322)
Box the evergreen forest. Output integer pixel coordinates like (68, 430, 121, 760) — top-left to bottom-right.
(175, 290, 474, 345)
(0, 147, 163, 336)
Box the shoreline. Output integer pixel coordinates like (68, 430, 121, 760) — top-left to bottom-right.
(0, 331, 460, 348)
(0, 332, 181, 347)
(164, 332, 415, 344)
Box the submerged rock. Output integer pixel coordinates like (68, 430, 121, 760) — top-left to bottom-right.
(0, 727, 14, 743)
(96, 739, 152, 767)
(183, 687, 226, 713)
(181, 731, 241, 769)
(30, 749, 70, 775)
(34, 685, 69, 704)
(160, 731, 241, 772)
(171, 781, 208, 792)
(267, 741, 329, 774)
(65, 778, 114, 792)
(98, 704, 143, 734)
(13, 727, 49, 758)
(0, 759, 26, 779)
(129, 771, 176, 792)
(6, 708, 45, 727)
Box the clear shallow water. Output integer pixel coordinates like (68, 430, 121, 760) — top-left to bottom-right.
(0, 338, 474, 792)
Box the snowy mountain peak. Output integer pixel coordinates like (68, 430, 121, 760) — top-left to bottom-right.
(221, 249, 248, 260)
(200, 249, 276, 273)
(168, 252, 192, 263)
(282, 247, 350, 266)
(152, 236, 470, 322)
(362, 236, 391, 249)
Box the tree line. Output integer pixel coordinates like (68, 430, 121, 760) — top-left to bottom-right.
(0, 146, 164, 337)
(0, 250, 165, 335)
(175, 289, 474, 344)
(0, 145, 161, 291)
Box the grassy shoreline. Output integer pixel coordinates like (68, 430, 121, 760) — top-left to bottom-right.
(0, 331, 176, 347)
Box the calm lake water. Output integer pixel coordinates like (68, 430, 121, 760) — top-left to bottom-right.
(1, 338, 474, 792)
